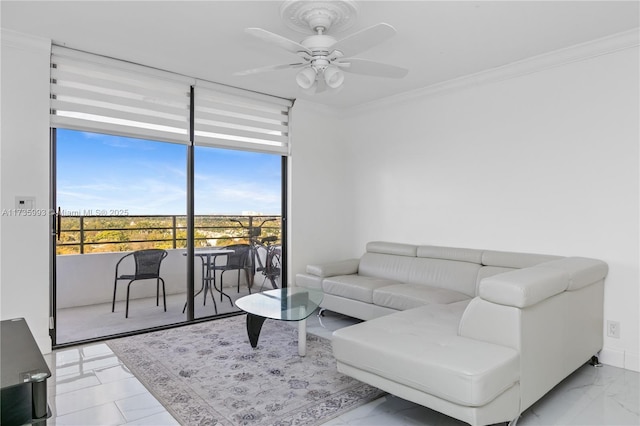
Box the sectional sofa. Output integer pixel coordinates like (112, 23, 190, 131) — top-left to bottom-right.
(295, 241, 608, 426)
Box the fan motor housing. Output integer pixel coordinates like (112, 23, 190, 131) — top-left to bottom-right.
(301, 34, 337, 53)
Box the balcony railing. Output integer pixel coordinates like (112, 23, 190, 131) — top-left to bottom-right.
(56, 214, 281, 255)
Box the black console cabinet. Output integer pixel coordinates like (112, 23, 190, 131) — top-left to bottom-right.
(1, 318, 51, 425)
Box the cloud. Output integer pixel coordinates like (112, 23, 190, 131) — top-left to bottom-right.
(56, 129, 279, 215)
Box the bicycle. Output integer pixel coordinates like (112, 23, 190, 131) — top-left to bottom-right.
(229, 218, 282, 291)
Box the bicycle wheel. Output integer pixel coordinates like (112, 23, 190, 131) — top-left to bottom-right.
(264, 246, 281, 289)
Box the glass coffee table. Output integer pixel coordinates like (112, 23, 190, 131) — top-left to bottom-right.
(235, 287, 323, 356)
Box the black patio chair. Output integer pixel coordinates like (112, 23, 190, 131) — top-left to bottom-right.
(112, 249, 168, 318)
(210, 244, 252, 297)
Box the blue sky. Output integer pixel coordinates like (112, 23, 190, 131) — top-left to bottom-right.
(56, 129, 282, 215)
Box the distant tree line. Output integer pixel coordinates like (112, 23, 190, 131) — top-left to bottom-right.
(56, 215, 281, 255)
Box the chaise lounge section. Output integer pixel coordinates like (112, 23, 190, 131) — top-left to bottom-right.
(296, 241, 608, 425)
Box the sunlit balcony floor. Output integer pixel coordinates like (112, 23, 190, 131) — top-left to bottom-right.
(55, 284, 261, 345)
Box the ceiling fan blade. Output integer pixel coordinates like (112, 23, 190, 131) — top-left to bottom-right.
(332, 23, 397, 57)
(337, 58, 409, 79)
(234, 62, 306, 76)
(245, 28, 311, 56)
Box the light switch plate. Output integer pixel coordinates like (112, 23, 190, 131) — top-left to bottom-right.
(15, 196, 35, 209)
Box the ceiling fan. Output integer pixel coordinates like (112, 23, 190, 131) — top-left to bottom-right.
(234, 0, 409, 94)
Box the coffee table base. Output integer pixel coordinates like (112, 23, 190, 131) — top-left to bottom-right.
(246, 314, 307, 356)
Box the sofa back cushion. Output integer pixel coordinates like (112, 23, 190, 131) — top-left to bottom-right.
(359, 252, 413, 282)
(407, 258, 480, 297)
(359, 242, 418, 282)
(358, 242, 567, 298)
(360, 243, 483, 297)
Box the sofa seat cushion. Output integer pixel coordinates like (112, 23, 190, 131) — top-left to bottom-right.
(373, 284, 471, 311)
(332, 304, 519, 407)
(322, 275, 399, 304)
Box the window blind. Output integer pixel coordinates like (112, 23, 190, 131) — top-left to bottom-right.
(50, 46, 193, 144)
(194, 80, 293, 155)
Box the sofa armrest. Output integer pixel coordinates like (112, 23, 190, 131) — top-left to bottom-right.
(478, 257, 607, 308)
(479, 267, 569, 308)
(306, 259, 360, 278)
(460, 257, 608, 348)
(460, 257, 607, 412)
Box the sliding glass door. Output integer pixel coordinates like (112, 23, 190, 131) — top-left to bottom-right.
(191, 147, 284, 320)
(51, 129, 286, 345)
(53, 129, 188, 345)
(49, 46, 291, 346)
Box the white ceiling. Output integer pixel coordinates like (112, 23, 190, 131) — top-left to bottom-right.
(2, 1, 639, 109)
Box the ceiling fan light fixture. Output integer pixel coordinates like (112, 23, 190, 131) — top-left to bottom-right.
(239, 1, 408, 96)
(296, 67, 317, 89)
(324, 65, 344, 89)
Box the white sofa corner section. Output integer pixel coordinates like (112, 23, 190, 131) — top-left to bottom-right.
(297, 241, 607, 426)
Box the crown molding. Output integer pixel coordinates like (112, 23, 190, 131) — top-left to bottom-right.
(292, 97, 344, 119)
(1, 29, 51, 52)
(345, 28, 640, 117)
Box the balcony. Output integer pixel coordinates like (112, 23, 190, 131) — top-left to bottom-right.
(55, 215, 281, 345)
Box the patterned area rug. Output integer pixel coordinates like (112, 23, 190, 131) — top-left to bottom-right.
(106, 314, 384, 426)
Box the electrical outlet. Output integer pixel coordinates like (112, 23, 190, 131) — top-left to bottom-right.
(607, 320, 620, 338)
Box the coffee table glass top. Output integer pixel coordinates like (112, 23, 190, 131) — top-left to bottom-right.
(235, 287, 323, 321)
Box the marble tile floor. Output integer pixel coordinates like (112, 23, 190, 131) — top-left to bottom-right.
(44, 309, 639, 426)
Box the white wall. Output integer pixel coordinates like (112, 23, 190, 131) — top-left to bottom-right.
(341, 46, 639, 370)
(0, 31, 52, 352)
(288, 100, 351, 280)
